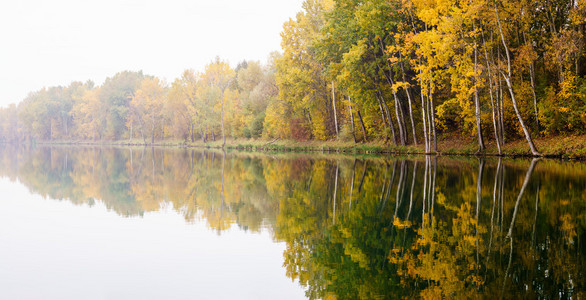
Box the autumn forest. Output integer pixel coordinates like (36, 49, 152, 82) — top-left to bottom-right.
(1, 0, 586, 156)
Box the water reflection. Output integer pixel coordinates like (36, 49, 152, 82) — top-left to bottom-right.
(0, 145, 584, 299)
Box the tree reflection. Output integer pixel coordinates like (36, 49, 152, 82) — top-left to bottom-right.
(0, 145, 584, 299)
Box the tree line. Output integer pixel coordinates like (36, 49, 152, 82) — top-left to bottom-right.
(1, 0, 585, 154)
(0, 56, 280, 146)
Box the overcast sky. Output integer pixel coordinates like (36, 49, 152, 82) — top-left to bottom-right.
(0, 0, 304, 108)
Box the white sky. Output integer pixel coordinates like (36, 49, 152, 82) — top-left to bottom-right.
(0, 0, 304, 108)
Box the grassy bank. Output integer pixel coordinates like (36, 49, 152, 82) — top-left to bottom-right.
(31, 134, 586, 159)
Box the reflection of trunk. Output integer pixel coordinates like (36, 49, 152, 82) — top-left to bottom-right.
(531, 181, 540, 248)
(381, 162, 395, 212)
(431, 156, 436, 219)
(151, 147, 155, 180)
(358, 160, 367, 193)
(422, 157, 428, 227)
(476, 158, 485, 266)
(394, 161, 406, 218)
(129, 148, 133, 175)
(499, 161, 505, 230)
(422, 156, 437, 227)
(506, 158, 539, 238)
(349, 159, 356, 209)
(221, 151, 225, 205)
(379, 164, 389, 210)
(220, 150, 226, 231)
(332, 162, 339, 224)
(501, 236, 514, 300)
(391, 161, 406, 245)
(488, 158, 502, 259)
(306, 169, 313, 192)
(476, 159, 485, 228)
(407, 161, 417, 220)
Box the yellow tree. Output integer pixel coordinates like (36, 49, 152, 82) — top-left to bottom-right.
(202, 57, 235, 147)
(276, 0, 335, 140)
(130, 77, 167, 144)
(166, 80, 192, 141)
(71, 87, 104, 140)
(169, 70, 204, 142)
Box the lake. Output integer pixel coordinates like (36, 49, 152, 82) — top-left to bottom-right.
(0, 145, 584, 299)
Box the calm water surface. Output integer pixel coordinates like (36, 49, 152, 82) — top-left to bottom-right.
(0, 145, 584, 299)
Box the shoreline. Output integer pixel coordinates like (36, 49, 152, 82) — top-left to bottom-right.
(4, 135, 586, 160)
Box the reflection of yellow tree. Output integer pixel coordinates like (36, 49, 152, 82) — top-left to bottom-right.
(2, 147, 586, 299)
(391, 201, 485, 299)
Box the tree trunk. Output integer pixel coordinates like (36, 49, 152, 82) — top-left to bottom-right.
(190, 122, 194, 142)
(220, 90, 226, 148)
(379, 94, 397, 145)
(375, 92, 393, 144)
(378, 38, 407, 145)
(393, 92, 406, 146)
(398, 48, 417, 145)
(497, 76, 506, 144)
(502, 75, 540, 155)
(496, 4, 540, 156)
(306, 109, 314, 140)
(405, 88, 417, 145)
(481, 24, 502, 155)
(347, 96, 356, 143)
(357, 110, 367, 142)
(474, 29, 485, 152)
(151, 113, 155, 145)
(420, 75, 429, 153)
(428, 85, 437, 152)
(332, 81, 339, 138)
(529, 64, 540, 134)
